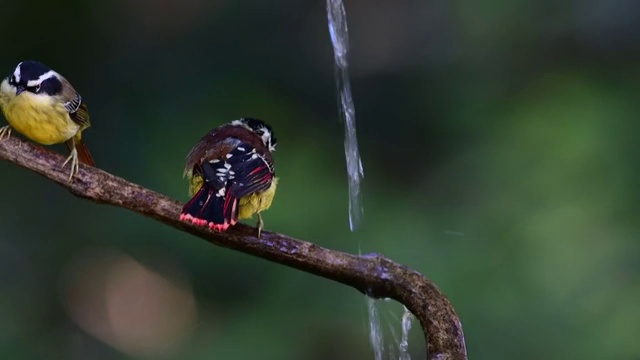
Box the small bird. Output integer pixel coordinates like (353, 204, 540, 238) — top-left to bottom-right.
(180, 118, 278, 237)
(0, 60, 94, 181)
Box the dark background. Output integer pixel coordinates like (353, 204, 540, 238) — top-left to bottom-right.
(1, 0, 639, 359)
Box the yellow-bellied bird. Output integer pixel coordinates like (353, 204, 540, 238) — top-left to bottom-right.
(180, 118, 278, 237)
(0, 60, 94, 180)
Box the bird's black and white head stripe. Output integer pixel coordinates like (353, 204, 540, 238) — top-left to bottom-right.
(6, 60, 63, 96)
(231, 117, 277, 152)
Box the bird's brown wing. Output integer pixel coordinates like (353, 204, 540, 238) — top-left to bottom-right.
(61, 78, 90, 129)
(185, 136, 236, 175)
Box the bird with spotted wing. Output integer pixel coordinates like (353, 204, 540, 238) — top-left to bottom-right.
(180, 118, 278, 237)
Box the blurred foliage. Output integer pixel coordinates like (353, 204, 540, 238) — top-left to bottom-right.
(0, 0, 639, 359)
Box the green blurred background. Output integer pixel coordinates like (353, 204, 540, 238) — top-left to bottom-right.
(1, 0, 639, 359)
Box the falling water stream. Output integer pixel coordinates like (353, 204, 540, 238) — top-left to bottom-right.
(326, 1, 413, 359)
(326, 0, 364, 232)
(367, 297, 384, 360)
(399, 307, 414, 360)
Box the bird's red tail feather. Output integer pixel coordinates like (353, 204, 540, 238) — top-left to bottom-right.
(180, 185, 239, 232)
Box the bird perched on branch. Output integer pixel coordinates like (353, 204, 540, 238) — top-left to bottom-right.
(0, 60, 94, 181)
(180, 118, 278, 237)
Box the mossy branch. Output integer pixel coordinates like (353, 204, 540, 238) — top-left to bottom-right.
(0, 136, 467, 360)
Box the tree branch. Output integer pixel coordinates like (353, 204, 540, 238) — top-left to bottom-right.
(0, 136, 467, 360)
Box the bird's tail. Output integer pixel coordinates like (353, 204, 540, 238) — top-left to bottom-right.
(66, 134, 95, 166)
(180, 183, 239, 232)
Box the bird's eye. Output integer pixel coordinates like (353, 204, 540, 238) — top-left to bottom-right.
(34, 85, 41, 93)
(8, 75, 15, 85)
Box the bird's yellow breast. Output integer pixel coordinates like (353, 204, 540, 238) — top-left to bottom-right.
(238, 178, 278, 219)
(0, 85, 79, 145)
(188, 175, 278, 220)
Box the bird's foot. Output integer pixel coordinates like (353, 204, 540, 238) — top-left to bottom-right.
(0, 126, 12, 141)
(62, 148, 79, 182)
(256, 212, 264, 239)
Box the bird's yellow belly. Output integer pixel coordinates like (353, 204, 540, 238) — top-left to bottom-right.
(238, 178, 278, 219)
(2, 97, 78, 145)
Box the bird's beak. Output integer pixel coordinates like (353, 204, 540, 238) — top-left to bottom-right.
(15, 86, 25, 96)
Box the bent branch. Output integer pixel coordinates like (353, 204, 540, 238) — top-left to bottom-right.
(0, 137, 467, 360)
